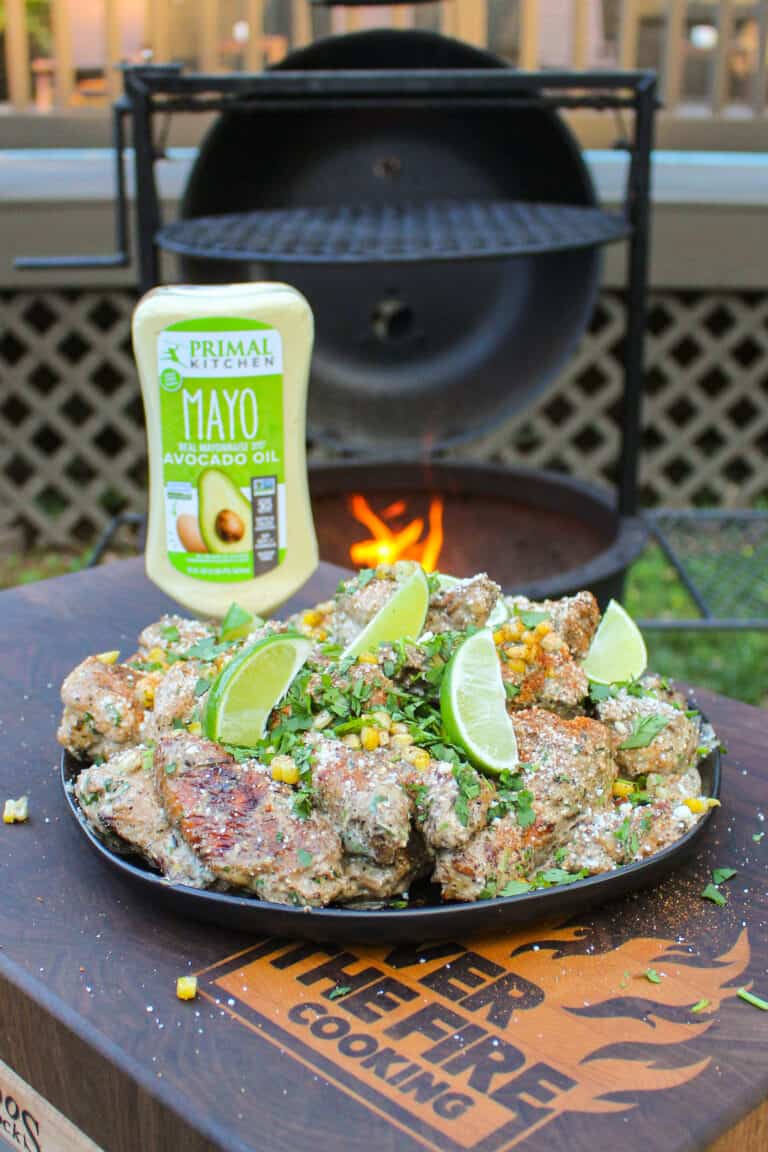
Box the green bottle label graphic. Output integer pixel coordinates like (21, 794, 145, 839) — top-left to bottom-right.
(157, 317, 285, 582)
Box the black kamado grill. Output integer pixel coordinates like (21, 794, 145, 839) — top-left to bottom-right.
(17, 0, 657, 606)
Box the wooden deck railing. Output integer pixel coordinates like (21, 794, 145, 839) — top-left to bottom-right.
(2, 1, 767, 127)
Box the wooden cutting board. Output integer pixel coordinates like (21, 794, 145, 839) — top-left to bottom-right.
(0, 559, 765, 1152)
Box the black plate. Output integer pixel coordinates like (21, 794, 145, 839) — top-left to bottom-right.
(61, 733, 721, 944)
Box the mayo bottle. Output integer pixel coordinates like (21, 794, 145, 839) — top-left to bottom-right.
(132, 283, 318, 618)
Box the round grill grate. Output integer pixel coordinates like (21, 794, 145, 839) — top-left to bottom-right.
(159, 199, 628, 265)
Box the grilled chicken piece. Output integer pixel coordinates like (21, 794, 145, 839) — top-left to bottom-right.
(506, 591, 600, 659)
(432, 814, 532, 902)
(425, 573, 502, 634)
(145, 660, 210, 736)
(59, 656, 145, 760)
(434, 710, 617, 901)
(137, 615, 216, 659)
(410, 760, 494, 852)
(512, 709, 617, 838)
(596, 687, 699, 777)
(74, 748, 212, 887)
(311, 737, 413, 864)
(501, 645, 589, 717)
(338, 832, 430, 903)
(551, 798, 699, 876)
(646, 765, 702, 804)
(154, 735, 345, 906)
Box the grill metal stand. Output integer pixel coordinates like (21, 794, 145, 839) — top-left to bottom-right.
(18, 61, 767, 631)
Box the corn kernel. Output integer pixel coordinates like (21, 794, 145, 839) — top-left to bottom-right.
(522, 630, 536, 644)
(506, 620, 523, 639)
(315, 600, 334, 613)
(525, 643, 540, 664)
(187, 721, 202, 736)
(493, 629, 506, 645)
(96, 650, 120, 665)
(378, 731, 390, 747)
(148, 646, 166, 664)
(271, 755, 296, 784)
(613, 779, 635, 799)
(361, 726, 380, 751)
(356, 652, 378, 665)
(315, 629, 328, 642)
(535, 621, 551, 636)
(507, 645, 527, 660)
(392, 733, 414, 749)
(176, 976, 198, 1001)
(343, 733, 362, 750)
(313, 709, 333, 731)
(540, 632, 563, 652)
(405, 747, 431, 770)
(303, 609, 323, 627)
(3, 797, 28, 824)
(371, 710, 392, 731)
(391, 721, 409, 735)
(684, 797, 721, 814)
(507, 659, 527, 676)
(142, 684, 156, 709)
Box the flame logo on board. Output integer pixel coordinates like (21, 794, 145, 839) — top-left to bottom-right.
(199, 923, 751, 1151)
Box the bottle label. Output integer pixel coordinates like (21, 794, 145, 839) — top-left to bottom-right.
(157, 317, 285, 582)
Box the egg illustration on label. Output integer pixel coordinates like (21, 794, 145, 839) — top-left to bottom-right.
(176, 513, 208, 553)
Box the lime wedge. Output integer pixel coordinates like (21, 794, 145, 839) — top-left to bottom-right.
(205, 633, 311, 746)
(440, 629, 518, 775)
(582, 599, 647, 685)
(343, 563, 430, 659)
(486, 598, 509, 629)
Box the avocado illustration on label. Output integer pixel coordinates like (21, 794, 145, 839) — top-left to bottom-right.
(198, 468, 253, 555)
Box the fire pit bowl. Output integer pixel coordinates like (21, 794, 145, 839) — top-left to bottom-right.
(309, 461, 647, 606)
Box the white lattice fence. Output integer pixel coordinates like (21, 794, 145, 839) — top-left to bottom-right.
(2, 289, 767, 546)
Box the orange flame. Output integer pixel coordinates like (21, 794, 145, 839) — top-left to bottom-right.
(472, 923, 751, 1130)
(348, 494, 444, 571)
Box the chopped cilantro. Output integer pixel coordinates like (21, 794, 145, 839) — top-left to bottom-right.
(478, 878, 498, 900)
(516, 609, 550, 628)
(171, 717, 186, 730)
(533, 867, 588, 887)
(498, 879, 532, 897)
(753, 832, 764, 843)
(357, 569, 376, 589)
(129, 660, 164, 673)
(701, 883, 726, 906)
(737, 987, 768, 1011)
(452, 763, 481, 827)
(183, 636, 234, 662)
(293, 788, 313, 820)
(329, 985, 353, 1000)
(504, 682, 521, 700)
(589, 681, 614, 703)
(160, 624, 180, 643)
(618, 714, 669, 750)
(141, 746, 154, 773)
(194, 677, 210, 697)
(712, 867, 737, 885)
(297, 848, 314, 869)
(164, 761, 177, 776)
(690, 999, 711, 1014)
(644, 968, 662, 984)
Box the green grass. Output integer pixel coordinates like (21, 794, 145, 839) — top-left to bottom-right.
(1, 543, 765, 707)
(624, 545, 768, 708)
